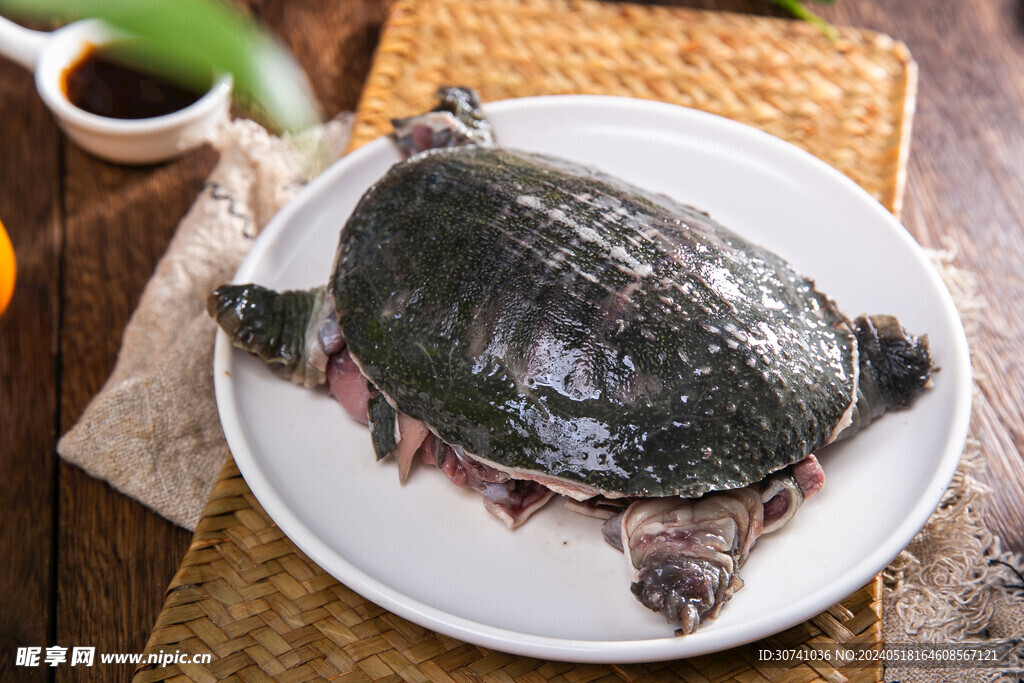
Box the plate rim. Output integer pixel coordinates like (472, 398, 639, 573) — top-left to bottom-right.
(213, 94, 972, 663)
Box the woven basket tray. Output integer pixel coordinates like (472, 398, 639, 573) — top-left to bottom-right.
(136, 1, 916, 680)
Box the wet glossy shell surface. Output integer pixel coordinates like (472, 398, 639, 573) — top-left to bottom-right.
(333, 147, 856, 497)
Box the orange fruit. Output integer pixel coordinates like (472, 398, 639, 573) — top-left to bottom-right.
(0, 217, 15, 316)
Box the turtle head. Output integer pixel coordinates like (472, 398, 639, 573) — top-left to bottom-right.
(207, 283, 339, 387)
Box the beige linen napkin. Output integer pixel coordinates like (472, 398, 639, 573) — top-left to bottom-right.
(57, 116, 351, 529)
(57, 120, 1021, 678)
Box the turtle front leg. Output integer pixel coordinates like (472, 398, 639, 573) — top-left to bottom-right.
(391, 86, 495, 158)
(207, 283, 342, 387)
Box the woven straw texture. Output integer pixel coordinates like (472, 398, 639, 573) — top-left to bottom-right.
(136, 0, 916, 680)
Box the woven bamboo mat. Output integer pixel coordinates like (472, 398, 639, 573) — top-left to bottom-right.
(349, 0, 915, 213)
(136, 0, 916, 680)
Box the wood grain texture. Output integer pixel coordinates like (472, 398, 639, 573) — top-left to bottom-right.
(0, 0, 1021, 680)
(55, 141, 215, 682)
(0, 51, 60, 683)
(54, 468, 194, 683)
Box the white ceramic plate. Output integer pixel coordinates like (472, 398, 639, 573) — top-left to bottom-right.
(213, 96, 971, 663)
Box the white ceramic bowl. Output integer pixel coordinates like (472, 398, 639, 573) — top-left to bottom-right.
(0, 16, 231, 164)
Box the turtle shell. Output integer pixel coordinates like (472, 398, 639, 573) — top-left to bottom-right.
(332, 147, 857, 498)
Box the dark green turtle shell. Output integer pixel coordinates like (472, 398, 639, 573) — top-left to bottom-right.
(332, 147, 857, 498)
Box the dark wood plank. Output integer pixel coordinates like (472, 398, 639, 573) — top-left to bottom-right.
(247, 0, 395, 115)
(54, 468, 195, 682)
(816, 0, 1024, 553)
(0, 49, 60, 683)
(55, 143, 215, 682)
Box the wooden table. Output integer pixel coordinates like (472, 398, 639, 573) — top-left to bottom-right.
(1, 1, 1021, 680)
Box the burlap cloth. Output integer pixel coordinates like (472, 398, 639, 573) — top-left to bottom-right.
(58, 119, 1023, 680)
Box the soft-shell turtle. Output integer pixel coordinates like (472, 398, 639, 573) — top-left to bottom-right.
(209, 88, 932, 634)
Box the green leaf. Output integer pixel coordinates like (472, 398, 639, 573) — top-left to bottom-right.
(770, 0, 838, 39)
(0, 0, 321, 133)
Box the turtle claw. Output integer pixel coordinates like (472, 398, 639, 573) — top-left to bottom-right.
(630, 556, 728, 634)
(368, 394, 429, 483)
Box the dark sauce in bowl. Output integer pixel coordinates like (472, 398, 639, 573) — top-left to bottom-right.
(62, 44, 211, 120)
